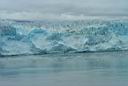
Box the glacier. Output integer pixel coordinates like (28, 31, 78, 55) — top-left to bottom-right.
(0, 18, 128, 56)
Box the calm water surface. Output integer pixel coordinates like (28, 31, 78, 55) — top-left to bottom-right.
(0, 51, 128, 86)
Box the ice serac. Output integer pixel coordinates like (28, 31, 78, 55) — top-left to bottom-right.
(0, 18, 128, 56)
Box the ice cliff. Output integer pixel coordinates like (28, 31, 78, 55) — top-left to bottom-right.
(0, 18, 128, 56)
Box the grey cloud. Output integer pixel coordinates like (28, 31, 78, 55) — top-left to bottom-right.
(0, 0, 128, 16)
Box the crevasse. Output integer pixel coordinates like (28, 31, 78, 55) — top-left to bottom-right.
(0, 19, 128, 56)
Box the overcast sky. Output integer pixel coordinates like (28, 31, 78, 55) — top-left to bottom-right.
(0, 0, 128, 19)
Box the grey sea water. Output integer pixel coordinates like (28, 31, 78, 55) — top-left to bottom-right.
(0, 51, 128, 86)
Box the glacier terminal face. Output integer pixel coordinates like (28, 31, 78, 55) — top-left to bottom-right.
(0, 18, 128, 56)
